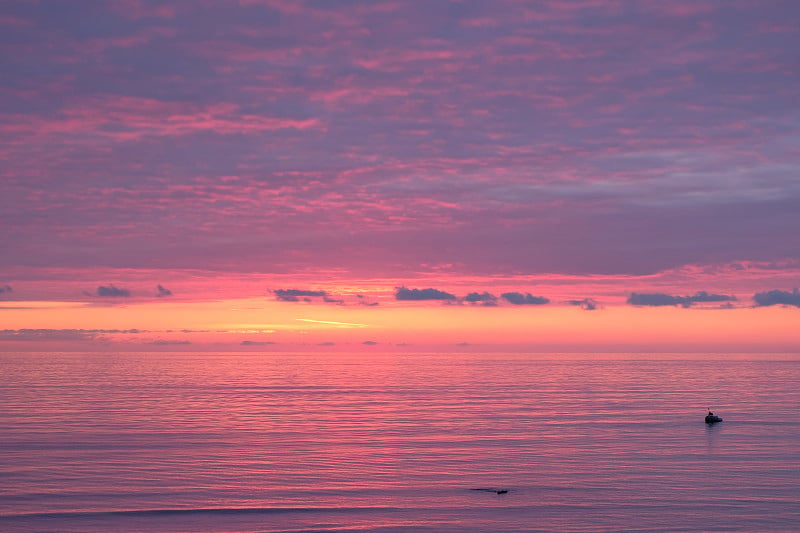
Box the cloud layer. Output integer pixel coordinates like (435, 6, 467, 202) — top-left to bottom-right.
(0, 0, 797, 283)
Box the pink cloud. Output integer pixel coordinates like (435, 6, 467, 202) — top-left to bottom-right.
(0, 14, 32, 27)
(2, 97, 323, 143)
(110, 0, 178, 19)
(643, 2, 719, 17)
(1, 0, 798, 285)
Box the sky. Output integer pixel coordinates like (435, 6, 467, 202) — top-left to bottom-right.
(1, 0, 799, 352)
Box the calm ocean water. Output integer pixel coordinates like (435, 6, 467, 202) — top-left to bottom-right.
(1, 351, 798, 532)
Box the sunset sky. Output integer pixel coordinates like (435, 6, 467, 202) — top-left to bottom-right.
(1, 0, 799, 352)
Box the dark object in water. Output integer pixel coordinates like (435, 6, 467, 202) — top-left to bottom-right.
(705, 410, 723, 424)
(470, 488, 509, 495)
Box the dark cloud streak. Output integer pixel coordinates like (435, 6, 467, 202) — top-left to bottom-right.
(627, 291, 737, 307)
(0, 328, 142, 341)
(274, 288, 328, 302)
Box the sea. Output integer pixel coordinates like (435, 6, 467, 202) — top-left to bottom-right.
(1, 351, 798, 532)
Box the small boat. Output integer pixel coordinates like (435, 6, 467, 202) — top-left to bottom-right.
(705, 410, 723, 424)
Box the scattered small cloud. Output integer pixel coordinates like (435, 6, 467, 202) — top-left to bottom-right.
(0, 285, 12, 294)
(395, 287, 457, 301)
(501, 292, 550, 305)
(628, 291, 737, 308)
(356, 294, 379, 306)
(317, 341, 336, 346)
(240, 340, 277, 345)
(628, 293, 683, 307)
(753, 288, 800, 308)
(567, 298, 599, 310)
(148, 340, 191, 345)
(274, 288, 328, 302)
(456, 341, 471, 346)
(95, 285, 131, 297)
(362, 340, 378, 345)
(0, 329, 98, 341)
(689, 291, 737, 304)
(464, 291, 498, 305)
(156, 284, 173, 297)
(0, 328, 142, 341)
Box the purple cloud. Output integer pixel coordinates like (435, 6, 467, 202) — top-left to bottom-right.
(567, 298, 599, 311)
(628, 291, 736, 308)
(501, 292, 550, 306)
(156, 284, 172, 297)
(96, 285, 131, 297)
(356, 294, 379, 306)
(395, 287, 457, 301)
(753, 289, 800, 308)
(274, 289, 328, 302)
(464, 291, 498, 305)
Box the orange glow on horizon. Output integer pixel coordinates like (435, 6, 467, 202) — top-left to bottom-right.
(1, 296, 798, 352)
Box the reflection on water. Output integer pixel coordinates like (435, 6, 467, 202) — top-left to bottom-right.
(1, 352, 799, 532)
(705, 419, 724, 454)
